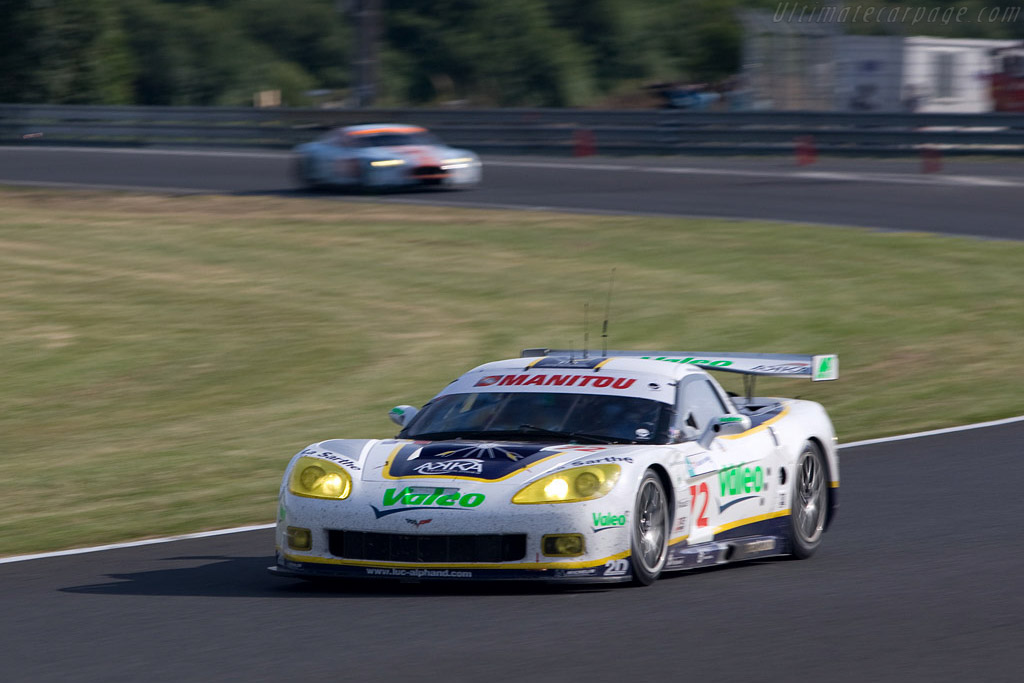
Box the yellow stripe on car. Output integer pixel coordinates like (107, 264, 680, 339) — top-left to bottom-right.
(283, 549, 632, 571)
(713, 509, 790, 535)
(720, 406, 790, 440)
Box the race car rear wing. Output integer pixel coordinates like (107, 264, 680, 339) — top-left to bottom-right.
(520, 348, 839, 381)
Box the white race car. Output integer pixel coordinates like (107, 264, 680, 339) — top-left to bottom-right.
(292, 123, 481, 190)
(270, 348, 840, 585)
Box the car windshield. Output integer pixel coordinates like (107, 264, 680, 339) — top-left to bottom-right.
(400, 392, 674, 445)
(350, 132, 440, 147)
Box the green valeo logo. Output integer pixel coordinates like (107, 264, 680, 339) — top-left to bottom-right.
(592, 512, 627, 530)
(719, 465, 764, 497)
(382, 486, 485, 509)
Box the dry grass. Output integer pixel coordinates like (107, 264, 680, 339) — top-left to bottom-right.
(2, 188, 1022, 556)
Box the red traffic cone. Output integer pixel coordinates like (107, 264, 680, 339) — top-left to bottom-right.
(795, 135, 817, 166)
(921, 146, 943, 173)
(573, 129, 596, 157)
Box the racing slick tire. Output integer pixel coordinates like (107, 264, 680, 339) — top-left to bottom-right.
(356, 161, 381, 194)
(787, 441, 827, 559)
(630, 469, 670, 586)
(292, 156, 320, 190)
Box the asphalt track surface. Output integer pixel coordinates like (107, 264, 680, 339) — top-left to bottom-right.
(2, 147, 1022, 681)
(0, 145, 1023, 240)
(3, 422, 1023, 683)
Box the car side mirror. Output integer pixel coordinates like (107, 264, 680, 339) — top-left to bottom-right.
(388, 405, 419, 428)
(698, 414, 752, 449)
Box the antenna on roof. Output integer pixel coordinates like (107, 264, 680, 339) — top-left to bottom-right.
(583, 302, 590, 359)
(601, 268, 615, 358)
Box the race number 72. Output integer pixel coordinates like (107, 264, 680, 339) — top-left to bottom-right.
(689, 482, 709, 528)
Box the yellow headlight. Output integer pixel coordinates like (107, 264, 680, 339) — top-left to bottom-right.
(286, 526, 312, 550)
(288, 456, 353, 500)
(542, 534, 585, 557)
(544, 478, 570, 500)
(512, 465, 620, 504)
(300, 466, 325, 490)
(370, 159, 405, 167)
(574, 471, 601, 497)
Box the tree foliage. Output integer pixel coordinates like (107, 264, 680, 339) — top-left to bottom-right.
(0, 0, 136, 103)
(0, 0, 1020, 106)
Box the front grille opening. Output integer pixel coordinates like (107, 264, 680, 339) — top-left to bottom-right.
(329, 530, 527, 563)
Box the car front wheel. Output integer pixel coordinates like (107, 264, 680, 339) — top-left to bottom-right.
(630, 470, 669, 585)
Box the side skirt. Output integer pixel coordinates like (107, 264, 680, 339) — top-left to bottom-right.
(665, 535, 790, 571)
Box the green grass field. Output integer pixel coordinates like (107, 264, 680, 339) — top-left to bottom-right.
(2, 187, 1022, 557)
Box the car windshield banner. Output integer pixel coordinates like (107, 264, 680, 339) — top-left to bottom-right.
(438, 371, 674, 403)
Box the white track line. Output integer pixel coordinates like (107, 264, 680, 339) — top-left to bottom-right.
(2, 415, 1022, 565)
(0, 523, 274, 565)
(839, 414, 1024, 449)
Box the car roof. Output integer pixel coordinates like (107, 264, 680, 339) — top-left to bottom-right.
(432, 355, 710, 404)
(341, 124, 427, 136)
(474, 355, 709, 379)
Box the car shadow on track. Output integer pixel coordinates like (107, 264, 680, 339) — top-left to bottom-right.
(58, 555, 612, 598)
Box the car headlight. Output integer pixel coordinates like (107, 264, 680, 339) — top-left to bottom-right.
(441, 157, 475, 169)
(288, 456, 353, 500)
(370, 159, 405, 167)
(512, 465, 620, 504)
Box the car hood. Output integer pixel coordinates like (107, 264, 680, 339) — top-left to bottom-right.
(314, 438, 650, 485)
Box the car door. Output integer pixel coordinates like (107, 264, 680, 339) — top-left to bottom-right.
(675, 375, 776, 544)
(323, 133, 359, 185)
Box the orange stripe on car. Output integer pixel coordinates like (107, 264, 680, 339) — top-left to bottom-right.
(348, 126, 425, 136)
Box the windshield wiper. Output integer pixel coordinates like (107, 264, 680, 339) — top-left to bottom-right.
(404, 428, 618, 444)
(403, 430, 557, 441)
(401, 431, 493, 441)
(517, 424, 617, 444)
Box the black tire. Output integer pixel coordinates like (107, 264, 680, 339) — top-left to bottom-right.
(356, 162, 378, 194)
(292, 157, 317, 190)
(787, 441, 828, 559)
(630, 470, 670, 585)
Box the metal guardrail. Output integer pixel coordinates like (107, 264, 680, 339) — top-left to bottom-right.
(2, 104, 1023, 156)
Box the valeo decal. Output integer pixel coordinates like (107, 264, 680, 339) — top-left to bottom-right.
(592, 512, 627, 532)
(719, 465, 764, 497)
(371, 486, 485, 517)
(641, 356, 733, 367)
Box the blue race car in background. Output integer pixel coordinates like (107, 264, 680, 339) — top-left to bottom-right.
(293, 123, 482, 190)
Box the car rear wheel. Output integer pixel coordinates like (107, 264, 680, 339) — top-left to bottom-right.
(292, 156, 317, 189)
(630, 470, 669, 585)
(787, 441, 827, 559)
